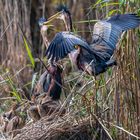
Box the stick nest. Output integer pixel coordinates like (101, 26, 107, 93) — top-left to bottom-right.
(13, 113, 97, 140)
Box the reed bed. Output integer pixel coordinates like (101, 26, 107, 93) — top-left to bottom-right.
(0, 0, 140, 140)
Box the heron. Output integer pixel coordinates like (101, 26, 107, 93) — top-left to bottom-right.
(33, 63, 63, 101)
(56, 4, 73, 31)
(29, 17, 64, 121)
(32, 17, 63, 101)
(43, 8, 140, 76)
(38, 17, 50, 47)
(38, 17, 55, 48)
(29, 63, 63, 121)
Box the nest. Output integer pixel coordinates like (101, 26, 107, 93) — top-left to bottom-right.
(0, 91, 113, 140)
(13, 111, 112, 140)
(14, 117, 91, 140)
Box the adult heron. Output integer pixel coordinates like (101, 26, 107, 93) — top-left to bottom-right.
(43, 9, 140, 76)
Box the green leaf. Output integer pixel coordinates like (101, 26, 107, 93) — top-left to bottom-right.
(23, 36, 35, 68)
(11, 91, 21, 102)
(7, 76, 21, 102)
(101, 2, 119, 8)
(92, 0, 102, 8)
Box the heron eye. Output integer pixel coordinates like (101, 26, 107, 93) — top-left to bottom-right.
(74, 45, 79, 49)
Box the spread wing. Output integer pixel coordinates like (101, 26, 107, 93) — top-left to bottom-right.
(46, 32, 97, 62)
(92, 14, 140, 58)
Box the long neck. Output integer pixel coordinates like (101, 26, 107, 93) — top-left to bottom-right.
(64, 13, 73, 32)
(41, 25, 50, 48)
(68, 13, 73, 31)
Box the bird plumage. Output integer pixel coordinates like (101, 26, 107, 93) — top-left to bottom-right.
(46, 32, 97, 62)
(34, 65, 63, 100)
(56, 4, 73, 31)
(56, 4, 70, 14)
(91, 14, 140, 60)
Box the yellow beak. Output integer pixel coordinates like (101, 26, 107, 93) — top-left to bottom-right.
(47, 24, 54, 28)
(43, 11, 62, 25)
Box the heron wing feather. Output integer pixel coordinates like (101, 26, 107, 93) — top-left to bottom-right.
(92, 14, 140, 60)
(46, 32, 96, 61)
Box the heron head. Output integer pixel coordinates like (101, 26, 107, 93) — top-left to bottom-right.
(38, 17, 54, 32)
(38, 17, 47, 27)
(43, 4, 72, 31)
(56, 4, 71, 20)
(42, 4, 71, 23)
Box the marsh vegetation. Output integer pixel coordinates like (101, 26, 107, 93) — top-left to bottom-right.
(0, 0, 140, 139)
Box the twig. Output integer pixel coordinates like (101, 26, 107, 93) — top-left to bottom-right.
(0, 97, 16, 100)
(0, 18, 14, 41)
(103, 120, 140, 139)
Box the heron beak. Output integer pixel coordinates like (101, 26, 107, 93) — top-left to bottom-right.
(43, 11, 62, 25)
(47, 24, 54, 28)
